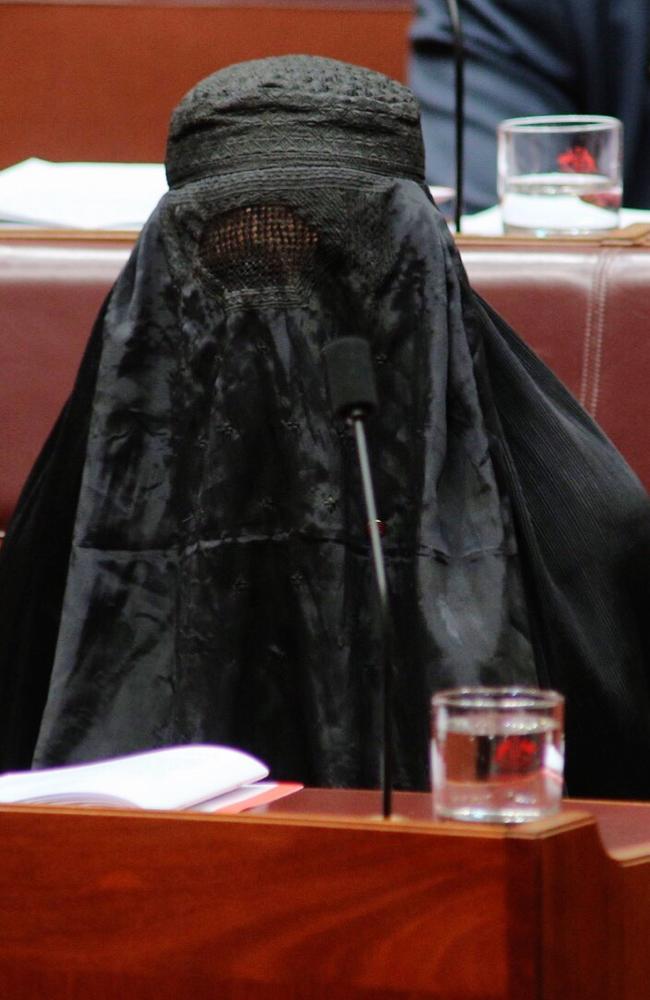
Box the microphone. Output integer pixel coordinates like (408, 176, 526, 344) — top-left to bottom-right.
(322, 336, 394, 819)
(444, 0, 465, 232)
(323, 336, 378, 420)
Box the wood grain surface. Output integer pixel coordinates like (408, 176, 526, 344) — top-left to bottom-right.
(0, 797, 644, 999)
(0, 4, 410, 169)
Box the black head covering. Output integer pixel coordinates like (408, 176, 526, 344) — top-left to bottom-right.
(1, 56, 649, 797)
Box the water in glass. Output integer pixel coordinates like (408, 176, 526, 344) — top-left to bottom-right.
(432, 709, 564, 823)
(501, 171, 621, 236)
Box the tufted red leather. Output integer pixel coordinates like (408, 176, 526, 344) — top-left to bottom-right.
(1, 230, 649, 530)
(459, 236, 650, 491)
(0, 238, 131, 529)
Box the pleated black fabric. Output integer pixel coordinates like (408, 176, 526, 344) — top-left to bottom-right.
(1, 56, 649, 798)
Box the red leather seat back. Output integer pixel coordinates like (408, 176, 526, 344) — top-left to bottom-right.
(0, 240, 130, 529)
(2, 232, 649, 532)
(459, 237, 650, 491)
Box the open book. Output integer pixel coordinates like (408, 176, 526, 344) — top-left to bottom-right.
(0, 745, 301, 813)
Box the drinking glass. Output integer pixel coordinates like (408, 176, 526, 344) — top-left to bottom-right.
(497, 115, 622, 236)
(431, 687, 565, 823)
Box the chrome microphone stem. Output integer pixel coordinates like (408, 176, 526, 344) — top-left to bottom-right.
(352, 415, 388, 607)
(350, 410, 393, 820)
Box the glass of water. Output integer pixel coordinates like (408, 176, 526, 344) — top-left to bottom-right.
(497, 115, 622, 236)
(431, 687, 565, 823)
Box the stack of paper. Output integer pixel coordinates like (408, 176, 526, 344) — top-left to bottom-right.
(0, 744, 301, 813)
(0, 158, 168, 229)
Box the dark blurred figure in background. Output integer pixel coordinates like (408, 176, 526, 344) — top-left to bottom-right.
(409, 0, 650, 213)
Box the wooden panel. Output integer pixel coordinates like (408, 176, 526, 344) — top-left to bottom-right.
(0, 806, 516, 998)
(0, 3, 410, 169)
(535, 826, 615, 1000)
(0, 799, 640, 999)
(6, 0, 410, 6)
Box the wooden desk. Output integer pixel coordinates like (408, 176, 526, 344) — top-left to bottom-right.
(0, 790, 649, 998)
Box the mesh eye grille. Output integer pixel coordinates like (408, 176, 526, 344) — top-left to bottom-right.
(198, 204, 319, 299)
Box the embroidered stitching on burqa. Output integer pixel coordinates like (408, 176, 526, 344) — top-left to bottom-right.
(1, 56, 649, 798)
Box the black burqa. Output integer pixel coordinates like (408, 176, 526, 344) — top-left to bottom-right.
(1, 56, 649, 798)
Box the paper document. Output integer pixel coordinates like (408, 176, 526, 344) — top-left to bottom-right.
(0, 744, 271, 811)
(0, 158, 168, 229)
(192, 781, 304, 813)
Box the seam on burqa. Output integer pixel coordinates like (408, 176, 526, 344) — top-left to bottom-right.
(579, 249, 611, 417)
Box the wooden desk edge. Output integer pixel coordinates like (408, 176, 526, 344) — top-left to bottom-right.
(0, 798, 596, 840)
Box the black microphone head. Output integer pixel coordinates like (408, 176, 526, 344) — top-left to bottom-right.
(322, 337, 378, 420)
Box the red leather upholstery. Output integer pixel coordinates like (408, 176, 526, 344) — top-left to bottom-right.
(0, 238, 130, 530)
(1, 230, 649, 531)
(460, 235, 650, 491)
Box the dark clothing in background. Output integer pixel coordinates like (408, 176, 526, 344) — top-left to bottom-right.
(0, 56, 649, 799)
(410, 0, 650, 212)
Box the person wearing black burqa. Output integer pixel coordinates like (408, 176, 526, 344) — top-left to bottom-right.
(0, 55, 649, 798)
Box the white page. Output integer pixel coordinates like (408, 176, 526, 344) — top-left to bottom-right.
(0, 745, 268, 810)
(191, 781, 303, 814)
(0, 158, 168, 229)
(191, 782, 279, 813)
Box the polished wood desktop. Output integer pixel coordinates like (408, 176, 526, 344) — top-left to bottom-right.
(0, 789, 649, 998)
